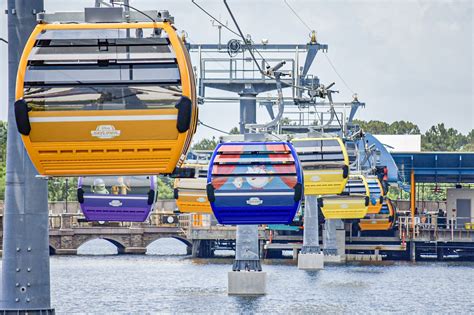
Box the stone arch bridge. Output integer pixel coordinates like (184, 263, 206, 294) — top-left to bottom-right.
(1, 213, 194, 255)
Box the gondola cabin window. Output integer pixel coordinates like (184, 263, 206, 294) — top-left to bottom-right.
(24, 28, 181, 112)
(80, 176, 152, 195)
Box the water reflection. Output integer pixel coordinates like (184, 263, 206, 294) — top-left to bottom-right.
(1, 239, 473, 313)
(231, 296, 264, 313)
(77, 238, 118, 255)
(146, 238, 187, 256)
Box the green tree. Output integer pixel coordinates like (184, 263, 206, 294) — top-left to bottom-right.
(229, 127, 240, 134)
(353, 119, 391, 134)
(156, 176, 173, 199)
(353, 119, 421, 135)
(461, 129, 474, 151)
(191, 137, 218, 151)
(388, 120, 420, 134)
(421, 123, 467, 151)
(48, 177, 78, 202)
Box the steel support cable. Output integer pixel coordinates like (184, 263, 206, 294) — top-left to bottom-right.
(198, 119, 284, 141)
(192, 1, 270, 69)
(192, 0, 241, 37)
(112, 0, 234, 73)
(283, 0, 312, 32)
(198, 119, 230, 134)
(222, 0, 329, 96)
(323, 53, 355, 94)
(197, 0, 336, 132)
(193, 1, 320, 94)
(223, 0, 264, 74)
(224, 0, 307, 133)
(282, 0, 356, 95)
(111, 1, 157, 22)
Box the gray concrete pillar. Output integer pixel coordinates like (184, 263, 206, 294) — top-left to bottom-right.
(191, 240, 201, 258)
(232, 225, 261, 271)
(323, 219, 338, 255)
(228, 225, 266, 295)
(301, 196, 320, 253)
(298, 196, 324, 270)
(1, 0, 53, 312)
(239, 88, 257, 134)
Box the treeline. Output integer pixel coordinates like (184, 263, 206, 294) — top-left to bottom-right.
(191, 120, 474, 152)
(353, 120, 474, 152)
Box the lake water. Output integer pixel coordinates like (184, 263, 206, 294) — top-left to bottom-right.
(1, 239, 474, 314)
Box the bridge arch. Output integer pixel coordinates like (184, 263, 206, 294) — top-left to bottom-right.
(145, 236, 191, 255)
(76, 236, 127, 255)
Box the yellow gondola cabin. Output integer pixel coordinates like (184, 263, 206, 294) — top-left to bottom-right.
(15, 22, 197, 176)
(292, 137, 349, 195)
(359, 199, 396, 231)
(318, 174, 370, 219)
(174, 155, 212, 214)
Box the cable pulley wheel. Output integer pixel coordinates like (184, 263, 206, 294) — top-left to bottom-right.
(227, 39, 242, 57)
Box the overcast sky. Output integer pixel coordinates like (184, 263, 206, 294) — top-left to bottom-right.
(0, 0, 472, 142)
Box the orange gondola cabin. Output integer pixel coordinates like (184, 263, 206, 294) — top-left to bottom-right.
(15, 21, 197, 176)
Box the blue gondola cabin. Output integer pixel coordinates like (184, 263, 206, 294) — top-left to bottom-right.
(206, 142, 303, 224)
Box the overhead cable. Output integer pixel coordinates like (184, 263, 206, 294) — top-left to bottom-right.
(198, 120, 230, 134)
(283, 0, 312, 32)
(111, 1, 156, 22)
(323, 54, 355, 94)
(282, 0, 356, 94)
(192, 0, 241, 37)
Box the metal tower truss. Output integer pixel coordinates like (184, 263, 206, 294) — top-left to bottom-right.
(275, 97, 365, 135)
(188, 40, 332, 133)
(188, 39, 365, 135)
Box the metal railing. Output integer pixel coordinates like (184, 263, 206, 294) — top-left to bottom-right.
(48, 212, 181, 230)
(198, 57, 296, 99)
(178, 213, 211, 229)
(398, 215, 474, 240)
(200, 57, 295, 80)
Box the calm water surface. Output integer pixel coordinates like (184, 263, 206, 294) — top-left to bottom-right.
(1, 239, 474, 314)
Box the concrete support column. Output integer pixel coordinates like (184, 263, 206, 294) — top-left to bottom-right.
(1, 0, 54, 312)
(323, 219, 338, 255)
(228, 225, 266, 295)
(323, 219, 344, 263)
(298, 196, 324, 270)
(239, 88, 257, 134)
(410, 242, 416, 262)
(232, 225, 261, 271)
(191, 240, 201, 258)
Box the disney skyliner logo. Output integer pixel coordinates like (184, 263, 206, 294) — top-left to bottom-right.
(91, 125, 121, 139)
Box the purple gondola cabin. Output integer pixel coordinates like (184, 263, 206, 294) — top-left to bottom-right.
(77, 176, 157, 222)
